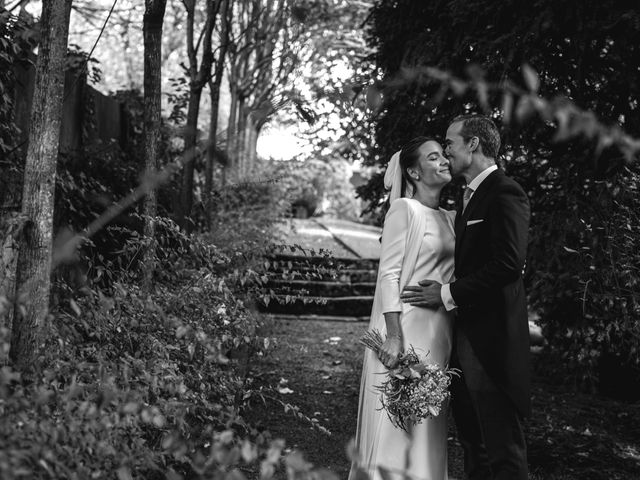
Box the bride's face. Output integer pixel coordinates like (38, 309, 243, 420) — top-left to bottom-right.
(409, 141, 451, 187)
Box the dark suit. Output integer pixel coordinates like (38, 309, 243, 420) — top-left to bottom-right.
(449, 168, 531, 480)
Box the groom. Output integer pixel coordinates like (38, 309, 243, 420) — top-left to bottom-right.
(400, 114, 531, 480)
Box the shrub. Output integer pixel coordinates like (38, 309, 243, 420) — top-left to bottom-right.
(0, 224, 282, 479)
(1, 167, 346, 478)
(0, 10, 37, 158)
(529, 164, 640, 393)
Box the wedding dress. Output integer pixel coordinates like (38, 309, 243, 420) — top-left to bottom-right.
(349, 198, 456, 480)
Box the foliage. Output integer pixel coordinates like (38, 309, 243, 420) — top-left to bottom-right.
(2, 222, 258, 477)
(51, 87, 148, 296)
(0, 203, 342, 479)
(528, 166, 640, 392)
(2, 5, 352, 477)
(201, 171, 342, 313)
(0, 39, 347, 473)
(268, 157, 360, 220)
(66, 43, 102, 85)
(285, 0, 376, 164)
(0, 9, 37, 157)
(166, 75, 189, 125)
(363, 0, 640, 390)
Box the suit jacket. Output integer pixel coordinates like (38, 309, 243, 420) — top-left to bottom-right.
(451, 169, 531, 417)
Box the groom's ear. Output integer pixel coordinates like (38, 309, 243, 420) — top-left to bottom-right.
(468, 136, 479, 152)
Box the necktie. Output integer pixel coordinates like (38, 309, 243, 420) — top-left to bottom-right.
(463, 186, 474, 211)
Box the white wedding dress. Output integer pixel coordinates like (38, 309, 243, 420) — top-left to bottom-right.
(349, 198, 456, 480)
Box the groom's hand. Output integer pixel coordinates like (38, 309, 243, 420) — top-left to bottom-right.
(400, 280, 444, 308)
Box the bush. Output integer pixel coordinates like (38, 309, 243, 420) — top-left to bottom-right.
(1, 166, 348, 478)
(529, 165, 640, 393)
(2, 219, 337, 479)
(0, 223, 276, 477)
(0, 10, 37, 158)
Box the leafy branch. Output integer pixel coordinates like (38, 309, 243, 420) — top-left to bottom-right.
(366, 64, 640, 162)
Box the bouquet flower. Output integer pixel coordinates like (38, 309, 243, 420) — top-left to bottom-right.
(361, 329, 459, 432)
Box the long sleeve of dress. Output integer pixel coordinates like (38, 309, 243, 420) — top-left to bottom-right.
(378, 199, 410, 314)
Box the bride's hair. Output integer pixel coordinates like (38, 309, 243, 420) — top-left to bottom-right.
(399, 136, 437, 198)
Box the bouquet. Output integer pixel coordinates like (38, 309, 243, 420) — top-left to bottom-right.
(360, 329, 459, 432)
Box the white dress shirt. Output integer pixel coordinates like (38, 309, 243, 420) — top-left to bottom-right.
(441, 164, 498, 311)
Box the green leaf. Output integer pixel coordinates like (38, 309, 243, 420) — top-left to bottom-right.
(226, 469, 248, 480)
(241, 439, 258, 462)
(366, 85, 383, 112)
(69, 299, 81, 316)
(502, 92, 514, 124)
(117, 467, 133, 480)
(522, 64, 540, 92)
(165, 470, 184, 480)
(284, 450, 312, 472)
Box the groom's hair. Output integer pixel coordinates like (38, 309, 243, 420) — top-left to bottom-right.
(452, 114, 501, 159)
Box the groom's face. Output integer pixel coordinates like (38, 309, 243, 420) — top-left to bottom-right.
(444, 121, 471, 177)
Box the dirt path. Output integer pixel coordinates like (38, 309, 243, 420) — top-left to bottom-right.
(243, 317, 464, 479)
(244, 316, 640, 480)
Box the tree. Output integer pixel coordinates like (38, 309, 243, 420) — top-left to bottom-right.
(141, 0, 168, 291)
(363, 0, 640, 390)
(67, 1, 186, 92)
(291, 0, 375, 163)
(177, 0, 222, 232)
(224, 0, 301, 181)
(203, 0, 231, 228)
(10, 0, 73, 371)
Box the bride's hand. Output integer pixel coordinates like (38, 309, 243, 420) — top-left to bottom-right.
(378, 335, 403, 369)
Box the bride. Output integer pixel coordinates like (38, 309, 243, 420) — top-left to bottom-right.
(349, 137, 455, 480)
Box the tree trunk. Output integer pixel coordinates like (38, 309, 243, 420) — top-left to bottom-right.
(225, 88, 238, 185)
(141, 0, 167, 292)
(179, 90, 202, 232)
(177, 0, 219, 232)
(246, 116, 261, 173)
(243, 112, 254, 175)
(236, 98, 247, 178)
(204, 0, 231, 228)
(10, 0, 72, 371)
(204, 86, 221, 226)
(0, 213, 28, 343)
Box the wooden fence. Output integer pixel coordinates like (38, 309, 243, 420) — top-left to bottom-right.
(1, 63, 132, 212)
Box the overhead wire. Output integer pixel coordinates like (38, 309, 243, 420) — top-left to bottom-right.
(64, 0, 119, 100)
